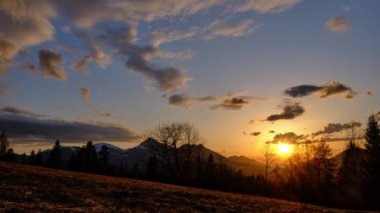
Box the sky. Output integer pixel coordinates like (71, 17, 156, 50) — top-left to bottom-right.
(0, 0, 379, 159)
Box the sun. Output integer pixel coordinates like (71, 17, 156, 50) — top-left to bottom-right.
(278, 143, 293, 156)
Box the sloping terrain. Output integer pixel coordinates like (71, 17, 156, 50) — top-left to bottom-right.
(0, 162, 349, 212)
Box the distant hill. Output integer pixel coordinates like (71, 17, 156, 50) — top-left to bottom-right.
(332, 147, 365, 169)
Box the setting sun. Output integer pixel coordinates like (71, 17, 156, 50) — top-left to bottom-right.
(278, 143, 293, 156)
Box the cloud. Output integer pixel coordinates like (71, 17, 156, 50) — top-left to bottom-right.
(367, 91, 373, 96)
(267, 132, 306, 144)
(0, 0, 55, 73)
(211, 95, 258, 110)
(150, 27, 199, 47)
(284, 81, 356, 99)
(269, 130, 275, 134)
(0, 106, 43, 118)
(78, 86, 112, 117)
(205, 19, 255, 40)
(249, 120, 255, 124)
(250, 132, 261, 136)
(0, 109, 138, 143)
(56, 0, 224, 29)
(312, 122, 362, 137)
(168, 93, 193, 109)
(100, 26, 190, 93)
(265, 100, 304, 122)
(326, 15, 349, 33)
(234, 0, 302, 13)
(0, 39, 19, 74)
(38, 49, 67, 81)
(74, 32, 110, 74)
(79, 86, 90, 101)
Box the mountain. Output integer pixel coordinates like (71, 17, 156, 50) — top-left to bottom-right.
(33, 139, 265, 175)
(332, 147, 365, 169)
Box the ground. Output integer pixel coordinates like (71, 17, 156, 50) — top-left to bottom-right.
(0, 162, 352, 212)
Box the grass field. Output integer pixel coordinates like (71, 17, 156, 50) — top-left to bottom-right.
(0, 161, 352, 212)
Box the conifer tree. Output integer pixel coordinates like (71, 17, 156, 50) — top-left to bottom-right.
(363, 114, 380, 206)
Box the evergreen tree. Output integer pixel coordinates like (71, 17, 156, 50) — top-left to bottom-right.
(363, 114, 380, 207)
(84, 141, 98, 172)
(48, 140, 62, 168)
(0, 131, 9, 157)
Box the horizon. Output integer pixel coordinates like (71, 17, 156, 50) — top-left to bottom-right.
(1, 0, 380, 160)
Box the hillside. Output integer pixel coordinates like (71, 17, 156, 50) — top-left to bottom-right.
(0, 162, 346, 212)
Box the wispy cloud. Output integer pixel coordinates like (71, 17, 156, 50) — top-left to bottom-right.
(326, 15, 350, 33)
(204, 18, 255, 40)
(78, 86, 112, 117)
(234, 0, 302, 13)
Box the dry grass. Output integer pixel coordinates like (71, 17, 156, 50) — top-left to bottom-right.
(0, 162, 351, 212)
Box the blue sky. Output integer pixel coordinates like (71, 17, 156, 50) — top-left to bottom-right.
(0, 0, 379, 158)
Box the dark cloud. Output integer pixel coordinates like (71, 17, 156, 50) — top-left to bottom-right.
(100, 26, 190, 93)
(0, 110, 139, 144)
(211, 96, 257, 110)
(269, 130, 275, 134)
(168, 93, 192, 109)
(265, 100, 304, 122)
(38, 49, 67, 81)
(312, 122, 361, 137)
(0, 106, 43, 118)
(250, 132, 261, 136)
(367, 91, 373, 96)
(23, 62, 37, 73)
(284, 81, 356, 99)
(248, 120, 255, 124)
(267, 132, 306, 144)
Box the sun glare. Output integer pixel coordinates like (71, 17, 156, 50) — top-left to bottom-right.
(278, 143, 293, 156)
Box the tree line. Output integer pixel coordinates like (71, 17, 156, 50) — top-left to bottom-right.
(0, 115, 380, 210)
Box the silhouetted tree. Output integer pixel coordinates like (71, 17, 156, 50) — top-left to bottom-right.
(264, 143, 276, 196)
(48, 140, 62, 168)
(84, 141, 98, 172)
(0, 131, 9, 157)
(149, 122, 203, 179)
(363, 114, 380, 207)
(311, 142, 336, 204)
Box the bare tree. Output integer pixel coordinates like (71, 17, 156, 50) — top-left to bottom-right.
(264, 143, 276, 195)
(148, 122, 203, 179)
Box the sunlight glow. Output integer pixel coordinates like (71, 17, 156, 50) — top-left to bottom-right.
(278, 143, 293, 156)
